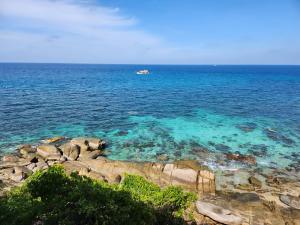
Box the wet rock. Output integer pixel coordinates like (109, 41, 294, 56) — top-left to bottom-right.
(279, 195, 300, 209)
(249, 176, 262, 188)
(196, 201, 243, 225)
(236, 122, 257, 132)
(42, 136, 65, 144)
(37, 145, 61, 160)
(60, 142, 80, 161)
(225, 153, 256, 164)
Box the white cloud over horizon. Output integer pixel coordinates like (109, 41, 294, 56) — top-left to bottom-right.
(0, 0, 177, 64)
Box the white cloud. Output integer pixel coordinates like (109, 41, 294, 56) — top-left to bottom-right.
(0, 0, 175, 63)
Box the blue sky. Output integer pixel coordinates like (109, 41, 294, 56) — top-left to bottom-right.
(0, 0, 300, 64)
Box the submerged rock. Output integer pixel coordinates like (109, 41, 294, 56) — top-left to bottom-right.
(215, 144, 231, 151)
(236, 122, 257, 132)
(225, 153, 256, 164)
(196, 201, 243, 225)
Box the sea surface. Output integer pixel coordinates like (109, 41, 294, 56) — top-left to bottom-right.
(0, 63, 300, 170)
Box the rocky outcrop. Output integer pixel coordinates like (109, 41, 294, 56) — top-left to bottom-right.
(62, 158, 215, 194)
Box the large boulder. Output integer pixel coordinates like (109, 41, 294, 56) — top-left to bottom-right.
(37, 145, 61, 160)
(196, 201, 243, 225)
(60, 142, 80, 161)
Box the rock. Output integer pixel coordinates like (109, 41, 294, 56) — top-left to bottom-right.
(37, 145, 61, 159)
(42, 136, 65, 144)
(86, 138, 105, 150)
(78, 150, 102, 160)
(164, 163, 198, 185)
(1, 155, 19, 162)
(235, 183, 255, 191)
(225, 153, 256, 164)
(279, 195, 300, 209)
(10, 166, 31, 182)
(60, 142, 80, 161)
(26, 163, 36, 171)
(33, 161, 48, 172)
(249, 176, 262, 188)
(0, 159, 32, 169)
(71, 137, 90, 152)
(196, 201, 243, 225)
(19, 145, 36, 158)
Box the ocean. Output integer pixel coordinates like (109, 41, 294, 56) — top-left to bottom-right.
(0, 63, 299, 171)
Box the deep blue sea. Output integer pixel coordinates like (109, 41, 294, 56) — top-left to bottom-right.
(0, 63, 300, 170)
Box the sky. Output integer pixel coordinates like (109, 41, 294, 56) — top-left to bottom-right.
(0, 0, 300, 64)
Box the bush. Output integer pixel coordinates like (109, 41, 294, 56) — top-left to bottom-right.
(0, 165, 196, 225)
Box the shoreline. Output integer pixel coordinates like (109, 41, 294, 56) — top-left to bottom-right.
(1, 136, 300, 224)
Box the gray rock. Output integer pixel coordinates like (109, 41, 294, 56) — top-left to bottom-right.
(196, 201, 243, 225)
(279, 194, 300, 209)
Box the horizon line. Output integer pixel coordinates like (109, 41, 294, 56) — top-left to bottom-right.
(0, 62, 300, 66)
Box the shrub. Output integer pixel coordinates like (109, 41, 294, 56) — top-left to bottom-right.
(0, 165, 196, 225)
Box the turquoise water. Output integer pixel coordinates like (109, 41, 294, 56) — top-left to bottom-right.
(0, 64, 300, 170)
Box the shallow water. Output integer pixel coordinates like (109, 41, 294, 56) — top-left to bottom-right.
(0, 63, 299, 170)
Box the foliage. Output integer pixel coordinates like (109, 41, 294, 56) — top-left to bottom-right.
(0, 165, 196, 225)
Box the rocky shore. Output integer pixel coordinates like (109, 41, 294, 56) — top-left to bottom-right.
(1, 136, 300, 225)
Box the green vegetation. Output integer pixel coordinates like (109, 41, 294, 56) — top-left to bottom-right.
(0, 165, 196, 225)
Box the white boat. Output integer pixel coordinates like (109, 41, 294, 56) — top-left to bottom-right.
(136, 69, 150, 75)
